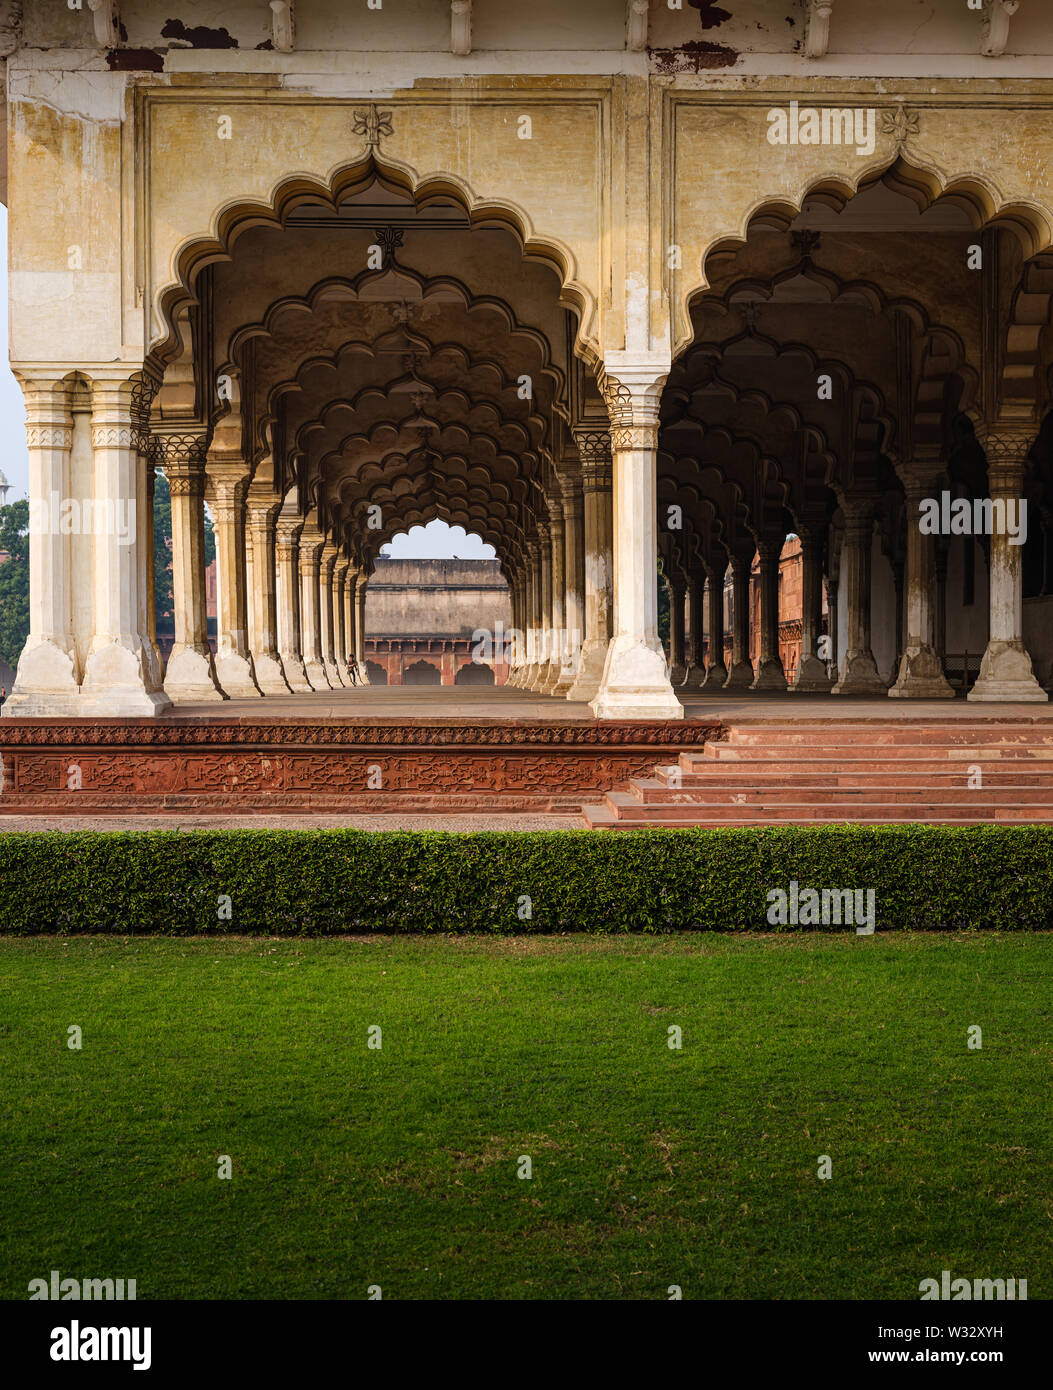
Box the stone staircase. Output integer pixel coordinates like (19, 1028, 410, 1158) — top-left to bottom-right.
(582, 720, 1053, 828)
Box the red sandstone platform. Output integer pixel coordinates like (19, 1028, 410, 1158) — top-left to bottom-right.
(2, 689, 1052, 825)
(0, 687, 717, 815)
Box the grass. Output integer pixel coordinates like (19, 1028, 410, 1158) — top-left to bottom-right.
(1, 933, 1049, 1301)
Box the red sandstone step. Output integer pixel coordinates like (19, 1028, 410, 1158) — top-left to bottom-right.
(655, 766, 1053, 789)
(725, 725, 1053, 747)
(696, 746, 1053, 763)
(582, 807, 1053, 829)
(628, 779, 1053, 806)
(595, 792, 1053, 824)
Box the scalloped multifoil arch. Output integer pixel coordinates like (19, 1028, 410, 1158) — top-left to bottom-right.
(675, 154, 1053, 362)
(150, 153, 597, 377)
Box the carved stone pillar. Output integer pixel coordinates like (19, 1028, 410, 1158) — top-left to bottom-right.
(968, 429, 1048, 702)
(210, 470, 261, 698)
(832, 498, 886, 695)
(667, 570, 687, 686)
(724, 550, 754, 689)
(4, 377, 79, 713)
(890, 467, 954, 699)
(274, 519, 311, 692)
(334, 557, 350, 675)
(159, 433, 224, 703)
(532, 521, 555, 691)
(591, 364, 682, 718)
(541, 501, 566, 694)
(246, 498, 291, 694)
(350, 558, 363, 678)
(701, 569, 729, 689)
(567, 435, 613, 701)
(319, 543, 342, 687)
(522, 540, 541, 686)
(77, 382, 171, 712)
(138, 445, 163, 695)
(750, 540, 788, 690)
(299, 526, 329, 689)
(790, 531, 833, 692)
(320, 543, 342, 687)
(555, 472, 585, 696)
(354, 570, 371, 683)
(681, 571, 705, 690)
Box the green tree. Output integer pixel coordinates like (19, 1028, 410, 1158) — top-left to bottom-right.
(153, 470, 216, 624)
(0, 499, 30, 672)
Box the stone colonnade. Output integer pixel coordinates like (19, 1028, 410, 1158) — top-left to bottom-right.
(4, 374, 1048, 716)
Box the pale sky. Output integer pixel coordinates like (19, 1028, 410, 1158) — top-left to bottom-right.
(1, 208, 487, 556)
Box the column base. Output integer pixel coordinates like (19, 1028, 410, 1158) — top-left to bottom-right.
(304, 660, 331, 689)
(81, 638, 176, 714)
(325, 660, 344, 688)
(551, 661, 579, 696)
(279, 654, 313, 693)
(164, 646, 227, 702)
(669, 663, 688, 688)
(8, 637, 79, 699)
(790, 654, 834, 693)
(750, 658, 787, 692)
(252, 651, 293, 696)
(723, 660, 754, 690)
(566, 639, 609, 702)
(889, 646, 955, 699)
(214, 650, 263, 699)
(589, 638, 684, 720)
(967, 641, 1049, 703)
(2, 688, 172, 718)
(535, 661, 561, 693)
(832, 651, 887, 696)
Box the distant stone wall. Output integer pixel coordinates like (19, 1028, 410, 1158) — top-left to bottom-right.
(365, 559, 510, 639)
(364, 559, 512, 686)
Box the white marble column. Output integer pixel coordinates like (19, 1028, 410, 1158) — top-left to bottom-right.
(750, 540, 788, 691)
(523, 540, 541, 686)
(723, 551, 754, 689)
(554, 472, 585, 695)
(567, 438, 613, 701)
(299, 527, 329, 689)
(354, 570, 371, 683)
(791, 531, 834, 692)
(532, 521, 555, 691)
(319, 543, 342, 687)
(541, 502, 566, 694)
(667, 569, 687, 686)
(832, 498, 886, 695)
(890, 467, 954, 699)
(247, 499, 291, 694)
(210, 471, 261, 698)
(968, 429, 1048, 702)
(702, 569, 730, 689)
(334, 558, 350, 675)
(591, 364, 682, 719)
(77, 382, 171, 712)
(4, 377, 80, 713)
(275, 519, 312, 692)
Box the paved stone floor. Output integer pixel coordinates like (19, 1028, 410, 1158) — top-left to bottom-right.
(163, 684, 1053, 723)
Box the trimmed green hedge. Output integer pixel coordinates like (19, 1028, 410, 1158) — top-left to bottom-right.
(0, 825, 1050, 934)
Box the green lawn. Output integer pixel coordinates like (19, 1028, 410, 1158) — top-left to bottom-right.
(1, 933, 1049, 1300)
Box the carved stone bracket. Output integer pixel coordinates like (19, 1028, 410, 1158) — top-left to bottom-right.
(451, 1, 471, 56)
(270, 1, 295, 53)
(626, 0, 649, 52)
(805, 0, 834, 60)
(981, 1, 1021, 58)
(86, 0, 118, 49)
